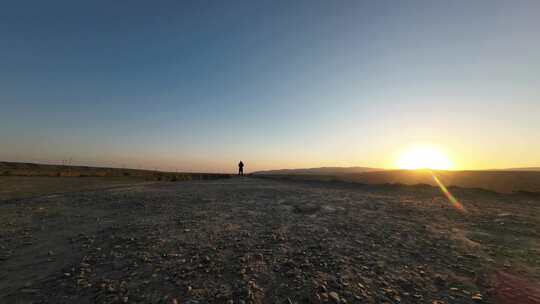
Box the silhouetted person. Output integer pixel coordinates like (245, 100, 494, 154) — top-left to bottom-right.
(238, 161, 244, 176)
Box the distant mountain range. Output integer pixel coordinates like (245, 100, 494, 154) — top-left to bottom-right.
(253, 166, 540, 193)
(253, 166, 540, 175)
(496, 167, 540, 171)
(252, 166, 383, 175)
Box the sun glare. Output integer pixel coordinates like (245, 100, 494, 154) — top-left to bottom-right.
(396, 145, 453, 170)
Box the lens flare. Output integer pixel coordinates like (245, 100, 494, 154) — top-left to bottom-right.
(430, 171, 466, 213)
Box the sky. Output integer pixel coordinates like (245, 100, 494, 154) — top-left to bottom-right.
(1, 0, 539, 173)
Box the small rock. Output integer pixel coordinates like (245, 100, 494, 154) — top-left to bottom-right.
(20, 288, 39, 294)
(471, 293, 483, 302)
(434, 274, 446, 287)
(329, 291, 340, 303)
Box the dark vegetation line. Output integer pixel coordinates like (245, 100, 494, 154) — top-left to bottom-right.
(0, 161, 232, 181)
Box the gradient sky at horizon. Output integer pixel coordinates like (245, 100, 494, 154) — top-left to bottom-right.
(1, 0, 539, 173)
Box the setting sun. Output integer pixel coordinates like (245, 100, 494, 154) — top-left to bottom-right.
(396, 145, 453, 170)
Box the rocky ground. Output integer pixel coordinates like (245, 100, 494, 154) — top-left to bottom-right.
(0, 177, 539, 304)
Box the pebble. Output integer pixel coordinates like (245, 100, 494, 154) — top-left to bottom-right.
(329, 291, 340, 303)
(20, 288, 39, 294)
(471, 293, 483, 302)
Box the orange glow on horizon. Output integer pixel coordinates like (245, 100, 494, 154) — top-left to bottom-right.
(395, 145, 454, 170)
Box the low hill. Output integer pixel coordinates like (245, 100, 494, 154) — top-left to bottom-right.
(255, 168, 540, 193)
(341, 170, 540, 193)
(497, 167, 540, 171)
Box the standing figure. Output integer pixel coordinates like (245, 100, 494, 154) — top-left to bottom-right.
(238, 161, 244, 176)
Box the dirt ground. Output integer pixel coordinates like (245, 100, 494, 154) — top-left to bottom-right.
(1, 177, 539, 303)
(0, 176, 151, 200)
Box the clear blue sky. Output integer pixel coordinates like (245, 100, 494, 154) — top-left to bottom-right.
(1, 0, 539, 172)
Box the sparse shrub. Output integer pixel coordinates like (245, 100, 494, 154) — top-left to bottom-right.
(171, 175, 178, 182)
(2, 170, 11, 176)
(123, 172, 130, 176)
